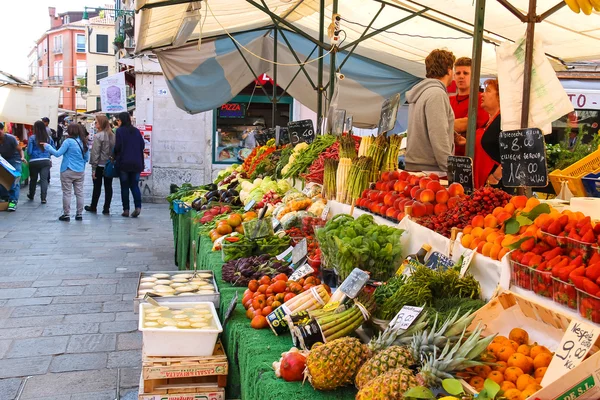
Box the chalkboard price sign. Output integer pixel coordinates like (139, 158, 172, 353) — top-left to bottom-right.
(499, 128, 548, 188)
(287, 120, 315, 146)
(447, 156, 474, 194)
(255, 128, 276, 147)
(377, 93, 401, 135)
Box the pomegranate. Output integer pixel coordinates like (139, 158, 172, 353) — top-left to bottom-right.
(273, 348, 307, 382)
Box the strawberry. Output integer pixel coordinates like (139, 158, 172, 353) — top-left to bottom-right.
(558, 264, 578, 282)
(542, 247, 562, 261)
(570, 255, 584, 267)
(589, 251, 600, 266)
(582, 278, 600, 296)
(585, 263, 600, 282)
(580, 228, 596, 244)
(571, 275, 586, 290)
(569, 266, 586, 279)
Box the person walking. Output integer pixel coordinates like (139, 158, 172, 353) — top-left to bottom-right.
(26, 120, 54, 204)
(42, 123, 90, 221)
(0, 122, 26, 211)
(85, 115, 115, 215)
(114, 112, 145, 218)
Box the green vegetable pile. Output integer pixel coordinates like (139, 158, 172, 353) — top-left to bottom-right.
(315, 213, 404, 281)
(374, 265, 482, 320)
(254, 235, 291, 256)
(283, 135, 337, 179)
(221, 234, 291, 262)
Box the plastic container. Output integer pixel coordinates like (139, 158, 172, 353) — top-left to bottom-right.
(577, 288, 600, 324)
(530, 267, 553, 298)
(242, 217, 274, 240)
(173, 200, 191, 214)
(552, 277, 577, 310)
(139, 301, 223, 356)
(510, 258, 531, 290)
(549, 145, 600, 197)
(581, 171, 600, 197)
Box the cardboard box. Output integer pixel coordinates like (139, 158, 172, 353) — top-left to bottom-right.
(462, 291, 600, 399)
(0, 156, 20, 190)
(0, 202, 8, 212)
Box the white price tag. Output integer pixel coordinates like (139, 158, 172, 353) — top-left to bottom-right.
(302, 186, 312, 195)
(321, 204, 331, 220)
(338, 268, 370, 299)
(244, 199, 256, 212)
(459, 249, 476, 278)
(276, 246, 294, 261)
(541, 319, 600, 387)
(391, 306, 424, 330)
(289, 263, 315, 281)
(292, 238, 308, 265)
(272, 217, 281, 230)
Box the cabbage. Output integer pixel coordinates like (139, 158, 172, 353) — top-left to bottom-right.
(240, 181, 253, 191)
(277, 180, 292, 194)
(262, 181, 278, 193)
(253, 178, 263, 186)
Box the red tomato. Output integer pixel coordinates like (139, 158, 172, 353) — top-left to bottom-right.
(259, 276, 271, 285)
(274, 273, 288, 282)
(245, 308, 255, 319)
(250, 315, 268, 329)
(252, 295, 266, 310)
(248, 280, 259, 292)
(284, 292, 296, 302)
(271, 280, 287, 294)
(258, 284, 269, 294)
(242, 294, 253, 308)
(261, 306, 273, 316)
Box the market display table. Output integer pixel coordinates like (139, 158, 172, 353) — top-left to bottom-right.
(197, 236, 356, 400)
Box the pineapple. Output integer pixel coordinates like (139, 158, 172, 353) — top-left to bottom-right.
(305, 337, 369, 390)
(356, 323, 494, 399)
(355, 346, 414, 389)
(356, 367, 418, 400)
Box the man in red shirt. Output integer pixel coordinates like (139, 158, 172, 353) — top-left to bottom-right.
(450, 57, 489, 156)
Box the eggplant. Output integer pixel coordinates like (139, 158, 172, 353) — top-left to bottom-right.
(205, 190, 219, 199)
(200, 205, 208, 210)
(227, 189, 239, 197)
(192, 198, 203, 210)
(207, 183, 217, 191)
(227, 182, 238, 191)
(207, 196, 219, 203)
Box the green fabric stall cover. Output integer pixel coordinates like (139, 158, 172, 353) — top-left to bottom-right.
(189, 211, 200, 269)
(171, 213, 179, 266)
(177, 212, 191, 270)
(196, 233, 356, 400)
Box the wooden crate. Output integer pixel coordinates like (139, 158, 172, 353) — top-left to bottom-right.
(138, 372, 225, 400)
(462, 291, 600, 399)
(140, 341, 228, 396)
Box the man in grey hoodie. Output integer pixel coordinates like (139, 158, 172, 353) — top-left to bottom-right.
(405, 49, 456, 173)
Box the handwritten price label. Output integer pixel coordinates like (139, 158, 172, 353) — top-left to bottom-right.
(321, 204, 330, 220)
(292, 238, 308, 265)
(390, 306, 423, 330)
(244, 199, 256, 212)
(289, 263, 314, 281)
(541, 319, 600, 387)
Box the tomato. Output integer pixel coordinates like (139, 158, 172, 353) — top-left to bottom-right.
(259, 276, 271, 285)
(297, 278, 305, 286)
(272, 300, 282, 308)
(243, 289, 251, 297)
(266, 288, 274, 296)
(303, 284, 314, 292)
(261, 306, 273, 316)
(243, 298, 253, 309)
(242, 294, 253, 308)
(273, 273, 288, 282)
(305, 276, 316, 285)
(271, 280, 287, 294)
(289, 283, 303, 294)
(252, 295, 266, 310)
(248, 280, 259, 292)
(258, 284, 269, 294)
(250, 315, 268, 329)
(275, 293, 286, 303)
(284, 292, 296, 302)
(266, 297, 274, 306)
(246, 308, 255, 319)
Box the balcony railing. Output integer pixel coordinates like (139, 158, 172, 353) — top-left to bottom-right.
(52, 47, 63, 54)
(48, 76, 63, 85)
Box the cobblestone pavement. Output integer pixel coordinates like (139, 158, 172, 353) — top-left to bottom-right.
(0, 160, 175, 400)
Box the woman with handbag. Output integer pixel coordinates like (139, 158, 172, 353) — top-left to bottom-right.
(26, 120, 54, 204)
(42, 123, 90, 221)
(85, 115, 115, 214)
(114, 112, 145, 218)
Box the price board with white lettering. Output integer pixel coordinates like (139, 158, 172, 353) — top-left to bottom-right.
(255, 128, 276, 147)
(541, 319, 600, 387)
(447, 156, 474, 194)
(499, 128, 548, 187)
(287, 120, 315, 146)
(377, 93, 401, 135)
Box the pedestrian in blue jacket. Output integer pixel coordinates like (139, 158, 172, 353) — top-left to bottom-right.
(114, 112, 145, 218)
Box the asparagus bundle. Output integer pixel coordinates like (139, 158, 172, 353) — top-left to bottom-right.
(284, 285, 331, 314)
(339, 135, 357, 159)
(323, 159, 338, 200)
(314, 294, 376, 342)
(358, 136, 373, 157)
(366, 135, 388, 182)
(382, 135, 403, 172)
(336, 158, 353, 203)
(345, 157, 373, 204)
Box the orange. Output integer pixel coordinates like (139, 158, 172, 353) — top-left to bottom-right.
(533, 352, 553, 369)
(493, 335, 510, 344)
(461, 234, 474, 248)
(480, 351, 497, 363)
(509, 328, 530, 345)
(508, 353, 533, 374)
(504, 366, 524, 383)
(534, 367, 547, 379)
(487, 370, 504, 384)
(509, 340, 520, 351)
(482, 242, 494, 257)
(469, 376, 484, 391)
(494, 361, 508, 373)
(501, 381, 516, 391)
(488, 342, 501, 355)
(474, 365, 492, 378)
(463, 225, 474, 235)
(516, 374, 536, 391)
(530, 345, 551, 360)
(520, 386, 540, 400)
(471, 227, 484, 238)
(503, 388, 522, 400)
(517, 344, 531, 356)
(525, 383, 542, 392)
(497, 345, 516, 362)
(535, 377, 543, 384)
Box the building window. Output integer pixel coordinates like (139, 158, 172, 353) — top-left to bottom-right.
(63, 15, 70, 24)
(76, 60, 86, 78)
(76, 34, 86, 52)
(96, 96, 102, 111)
(96, 34, 109, 53)
(96, 65, 109, 83)
(53, 35, 63, 53)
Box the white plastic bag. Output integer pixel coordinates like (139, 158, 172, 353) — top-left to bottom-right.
(557, 181, 574, 201)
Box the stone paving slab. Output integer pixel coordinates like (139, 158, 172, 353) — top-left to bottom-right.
(0, 162, 175, 399)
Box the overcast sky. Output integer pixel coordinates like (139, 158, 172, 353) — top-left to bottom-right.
(0, 1, 105, 78)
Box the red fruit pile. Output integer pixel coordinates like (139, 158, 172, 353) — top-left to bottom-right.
(417, 187, 512, 238)
(199, 205, 231, 224)
(242, 274, 326, 329)
(356, 171, 466, 222)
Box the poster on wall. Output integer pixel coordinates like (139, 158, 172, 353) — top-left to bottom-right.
(99, 72, 127, 113)
(138, 124, 152, 177)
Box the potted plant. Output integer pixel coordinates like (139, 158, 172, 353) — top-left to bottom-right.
(113, 35, 125, 50)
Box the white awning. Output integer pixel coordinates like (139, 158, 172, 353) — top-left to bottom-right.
(135, 0, 600, 77)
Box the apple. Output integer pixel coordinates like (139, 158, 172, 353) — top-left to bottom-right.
(386, 207, 396, 218)
(412, 201, 427, 218)
(414, 188, 424, 201)
(381, 171, 390, 181)
(419, 189, 435, 203)
(384, 192, 398, 206)
(392, 210, 401, 220)
(361, 189, 370, 199)
(396, 212, 406, 221)
(399, 171, 410, 181)
(419, 178, 432, 189)
(448, 182, 465, 197)
(390, 171, 400, 180)
(394, 180, 408, 192)
(410, 186, 420, 199)
(403, 185, 414, 198)
(385, 181, 396, 191)
(424, 202, 434, 215)
(426, 180, 442, 193)
(377, 191, 387, 203)
(435, 189, 450, 204)
(409, 175, 421, 186)
(375, 182, 384, 190)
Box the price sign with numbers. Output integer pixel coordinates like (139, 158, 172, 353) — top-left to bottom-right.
(287, 120, 315, 146)
(292, 238, 308, 265)
(276, 246, 294, 261)
(499, 128, 548, 187)
(447, 156, 474, 194)
(321, 204, 331, 220)
(377, 93, 401, 135)
(541, 319, 600, 386)
(244, 199, 256, 212)
(338, 268, 370, 298)
(390, 306, 424, 330)
(289, 263, 315, 281)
